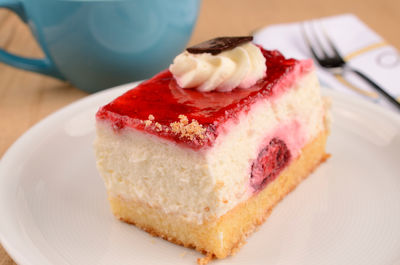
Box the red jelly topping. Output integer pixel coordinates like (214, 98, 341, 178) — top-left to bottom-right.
(96, 48, 311, 149)
(250, 138, 291, 191)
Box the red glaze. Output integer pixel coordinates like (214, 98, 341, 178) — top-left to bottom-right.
(96, 48, 311, 149)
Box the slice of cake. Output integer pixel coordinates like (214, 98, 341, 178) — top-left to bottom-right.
(94, 37, 330, 262)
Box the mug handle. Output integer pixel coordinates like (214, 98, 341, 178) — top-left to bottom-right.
(0, 0, 65, 79)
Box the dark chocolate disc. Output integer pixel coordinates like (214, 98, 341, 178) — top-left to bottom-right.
(186, 36, 253, 55)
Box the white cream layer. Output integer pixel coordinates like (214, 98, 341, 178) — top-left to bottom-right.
(94, 69, 326, 225)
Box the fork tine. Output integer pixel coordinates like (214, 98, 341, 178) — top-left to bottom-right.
(300, 23, 323, 63)
(320, 23, 345, 63)
(310, 21, 330, 58)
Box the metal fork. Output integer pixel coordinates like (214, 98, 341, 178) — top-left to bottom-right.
(301, 22, 400, 111)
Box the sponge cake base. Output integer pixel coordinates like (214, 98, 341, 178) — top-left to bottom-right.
(107, 129, 329, 261)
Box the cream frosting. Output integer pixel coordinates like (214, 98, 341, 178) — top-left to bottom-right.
(169, 42, 267, 92)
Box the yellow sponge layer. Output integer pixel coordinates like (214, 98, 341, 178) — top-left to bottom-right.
(108, 130, 329, 260)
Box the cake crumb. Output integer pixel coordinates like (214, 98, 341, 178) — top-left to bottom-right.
(144, 119, 152, 127)
(179, 251, 187, 258)
(144, 114, 155, 127)
(197, 254, 213, 265)
(154, 122, 162, 132)
(178, 114, 189, 125)
(170, 115, 206, 140)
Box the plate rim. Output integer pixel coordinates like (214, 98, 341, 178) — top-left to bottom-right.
(0, 84, 399, 265)
(0, 81, 139, 265)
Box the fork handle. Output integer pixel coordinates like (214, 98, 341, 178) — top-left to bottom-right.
(351, 69, 400, 111)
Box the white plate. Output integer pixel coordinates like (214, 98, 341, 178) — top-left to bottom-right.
(1, 84, 400, 265)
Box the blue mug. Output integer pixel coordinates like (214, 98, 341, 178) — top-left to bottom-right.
(0, 0, 200, 93)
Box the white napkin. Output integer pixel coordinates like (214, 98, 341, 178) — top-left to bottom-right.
(253, 14, 400, 111)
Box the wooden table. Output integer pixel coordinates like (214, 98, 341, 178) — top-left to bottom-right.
(0, 0, 399, 263)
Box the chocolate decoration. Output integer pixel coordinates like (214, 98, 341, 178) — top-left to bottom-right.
(186, 36, 253, 55)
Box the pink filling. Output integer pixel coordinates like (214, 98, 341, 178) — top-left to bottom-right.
(250, 137, 291, 191)
(249, 119, 307, 192)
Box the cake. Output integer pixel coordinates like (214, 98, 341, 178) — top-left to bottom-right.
(94, 36, 330, 263)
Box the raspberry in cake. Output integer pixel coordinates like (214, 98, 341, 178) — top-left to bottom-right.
(94, 36, 330, 263)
